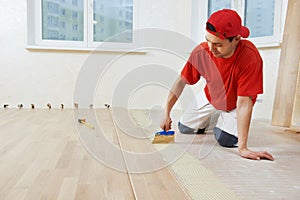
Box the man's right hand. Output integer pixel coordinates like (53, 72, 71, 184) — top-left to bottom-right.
(160, 115, 172, 131)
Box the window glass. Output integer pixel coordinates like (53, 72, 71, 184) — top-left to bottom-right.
(244, 0, 275, 38)
(93, 0, 133, 43)
(208, 0, 232, 17)
(42, 0, 84, 41)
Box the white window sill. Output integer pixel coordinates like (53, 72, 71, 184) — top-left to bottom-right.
(256, 42, 282, 49)
(26, 45, 147, 54)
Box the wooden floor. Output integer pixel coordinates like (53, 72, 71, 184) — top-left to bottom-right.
(0, 108, 299, 200)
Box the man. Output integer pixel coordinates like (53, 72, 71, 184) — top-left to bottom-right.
(160, 9, 274, 161)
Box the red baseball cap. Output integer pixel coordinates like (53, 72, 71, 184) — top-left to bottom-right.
(206, 9, 250, 39)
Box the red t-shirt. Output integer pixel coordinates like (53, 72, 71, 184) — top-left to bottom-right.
(181, 40, 263, 111)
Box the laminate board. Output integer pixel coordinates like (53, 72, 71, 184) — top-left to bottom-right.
(0, 109, 135, 200)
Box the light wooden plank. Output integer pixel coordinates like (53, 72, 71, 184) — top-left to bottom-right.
(272, 0, 300, 127)
(292, 60, 300, 125)
(0, 109, 135, 200)
(107, 107, 190, 199)
(3, 188, 28, 200)
(74, 109, 128, 172)
(57, 177, 78, 200)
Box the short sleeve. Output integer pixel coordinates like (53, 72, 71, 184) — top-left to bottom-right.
(181, 57, 201, 85)
(180, 44, 209, 85)
(237, 61, 263, 97)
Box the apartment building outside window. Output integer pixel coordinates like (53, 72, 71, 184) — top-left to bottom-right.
(27, 0, 138, 51)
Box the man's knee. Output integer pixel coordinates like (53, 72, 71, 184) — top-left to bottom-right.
(178, 121, 206, 134)
(213, 127, 238, 148)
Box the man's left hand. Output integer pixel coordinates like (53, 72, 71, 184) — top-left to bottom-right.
(239, 148, 274, 161)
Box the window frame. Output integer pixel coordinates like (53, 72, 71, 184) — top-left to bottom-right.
(27, 0, 142, 52)
(191, 0, 287, 48)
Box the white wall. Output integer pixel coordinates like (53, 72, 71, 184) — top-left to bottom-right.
(0, 0, 285, 121)
(252, 48, 281, 121)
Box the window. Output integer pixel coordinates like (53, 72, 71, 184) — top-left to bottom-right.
(27, 0, 140, 51)
(208, 0, 231, 18)
(191, 0, 287, 47)
(93, 0, 133, 43)
(244, 0, 275, 38)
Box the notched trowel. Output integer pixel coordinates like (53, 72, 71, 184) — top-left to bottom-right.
(152, 130, 175, 144)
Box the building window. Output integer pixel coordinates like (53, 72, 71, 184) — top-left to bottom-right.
(27, 0, 139, 51)
(72, 11, 78, 19)
(192, 0, 287, 47)
(72, 0, 78, 6)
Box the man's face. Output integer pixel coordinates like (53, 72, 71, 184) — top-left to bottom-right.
(205, 32, 239, 58)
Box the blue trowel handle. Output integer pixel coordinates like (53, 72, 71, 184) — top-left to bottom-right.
(155, 130, 175, 136)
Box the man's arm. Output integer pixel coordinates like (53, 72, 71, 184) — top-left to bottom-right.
(160, 76, 186, 131)
(237, 96, 274, 160)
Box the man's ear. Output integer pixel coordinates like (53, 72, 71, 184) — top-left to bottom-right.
(235, 35, 241, 41)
